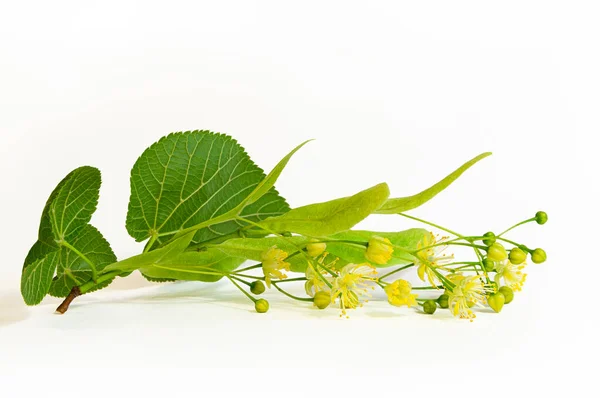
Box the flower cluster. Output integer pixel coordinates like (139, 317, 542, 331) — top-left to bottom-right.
(236, 211, 548, 321)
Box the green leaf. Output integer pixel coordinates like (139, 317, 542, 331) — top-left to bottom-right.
(125, 131, 290, 247)
(49, 166, 101, 241)
(21, 166, 114, 305)
(23, 167, 88, 268)
(49, 225, 118, 297)
(140, 250, 246, 283)
(257, 183, 390, 236)
(326, 228, 427, 268)
(376, 152, 491, 214)
(21, 251, 59, 305)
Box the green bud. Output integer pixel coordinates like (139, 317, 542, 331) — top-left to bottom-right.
(498, 286, 514, 304)
(482, 258, 495, 272)
(535, 211, 548, 225)
(422, 300, 437, 314)
(313, 291, 331, 309)
(487, 243, 508, 262)
(509, 247, 527, 265)
(255, 299, 269, 313)
(531, 248, 547, 264)
(488, 293, 505, 313)
(281, 231, 293, 237)
(437, 294, 449, 309)
(482, 231, 496, 247)
(250, 280, 266, 295)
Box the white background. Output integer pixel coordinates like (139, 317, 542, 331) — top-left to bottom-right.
(0, 0, 597, 396)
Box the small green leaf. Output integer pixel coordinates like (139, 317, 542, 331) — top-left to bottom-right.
(326, 228, 427, 268)
(21, 166, 108, 305)
(49, 166, 101, 241)
(376, 152, 491, 214)
(21, 251, 59, 305)
(126, 131, 290, 247)
(49, 225, 117, 298)
(257, 183, 390, 236)
(23, 167, 88, 268)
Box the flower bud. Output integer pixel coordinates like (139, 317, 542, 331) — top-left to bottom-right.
(509, 247, 527, 265)
(422, 300, 437, 314)
(250, 280, 266, 295)
(531, 248, 547, 264)
(487, 243, 507, 262)
(313, 291, 331, 309)
(482, 258, 495, 272)
(281, 231, 293, 237)
(365, 236, 394, 265)
(437, 294, 449, 309)
(482, 231, 496, 247)
(306, 239, 327, 258)
(255, 299, 269, 313)
(535, 211, 548, 225)
(498, 286, 514, 304)
(487, 293, 505, 313)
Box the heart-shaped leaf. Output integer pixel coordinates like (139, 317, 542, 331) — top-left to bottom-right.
(21, 166, 115, 305)
(126, 131, 291, 249)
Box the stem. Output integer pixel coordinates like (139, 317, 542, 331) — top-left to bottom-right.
(271, 277, 307, 283)
(378, 264, 414, 280)
(61, 240, 98, 282)
(399, 212, 491, 283)
(230, 275, 252, 287)
(55, 286, 81, 314)
(79, 270, 122, 293)
(272, 281, 314, 302)
(398, 213, 464, 239)
(498, 218, 535, 237)
(232, 273, 265, 280)
(497, 236, 529, 251)
(227, 276, 257, 303)
(144, 234, 158, 253)
(412, 285, 444, 290)
(232, 264, 262, 274)
(448, 242, 487, 250)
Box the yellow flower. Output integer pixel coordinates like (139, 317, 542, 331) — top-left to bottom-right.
(305, 253, 339, 296)
(447, 274, 488, 322)
(330, 263, 377, 317)
(384, 279, 418, 307)
(494, 259, 527, 292)
(365, 236, 394, 265)
(304, 264, 331, 297)
(415, 233, 454, 287)
(261, 246, 291, 287)
(306, 239, 327, 258)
